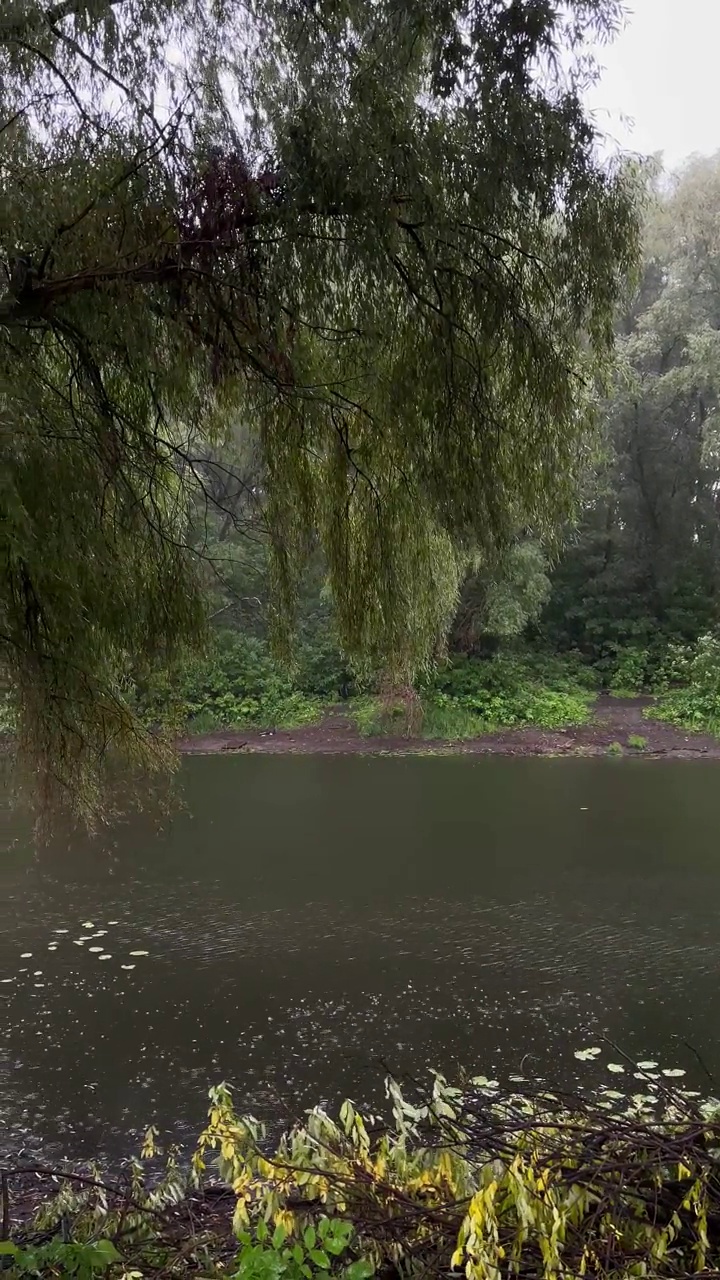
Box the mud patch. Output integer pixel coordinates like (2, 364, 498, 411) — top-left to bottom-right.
(178, 696, 720, 760)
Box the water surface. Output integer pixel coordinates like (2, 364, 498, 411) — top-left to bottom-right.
(1, 755, 719, 1160)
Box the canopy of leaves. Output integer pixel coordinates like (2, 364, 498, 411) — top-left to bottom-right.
(0, 0, 639, 817)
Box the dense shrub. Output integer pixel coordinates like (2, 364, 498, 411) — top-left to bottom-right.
(12, 1068, 720, 1280)
(350, 654, 594, 739)
(141, 633, 325, 731)
(649, 633, 720, 735)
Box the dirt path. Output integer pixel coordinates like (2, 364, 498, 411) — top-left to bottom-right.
(178, 695, 720, 759)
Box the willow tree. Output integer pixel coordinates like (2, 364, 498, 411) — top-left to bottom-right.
(0, 0, 639, 816)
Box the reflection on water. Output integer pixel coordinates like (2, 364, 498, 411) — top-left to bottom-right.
(1, 755, 720, 1160)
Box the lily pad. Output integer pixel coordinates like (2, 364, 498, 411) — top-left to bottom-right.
(82, 921, 94, 929)
(129, 950, 149, 957)
(661, 1068, 686, 1078)
(607, 1063, 625, 1074)
(636, 1061, 658, 1070)
(88, 946, 104, 953)
(574, 1047, 602, 1061)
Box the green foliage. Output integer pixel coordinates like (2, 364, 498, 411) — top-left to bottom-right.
(416, 698, 485, 742)
(627, 734, 648, 750)
(607, 646, 649, 695)
(429, 655, 594, 731)
(650, 641, 694, 693)
(0, 1239, 120, 1279)
(350, 655, 594, 739)
(142, 634, 326, 732)
(452, 540, 552, 653)
(12, 1070, 720, 1280)
(0, 0, 640, 819)
(649, 633, 720, 735)
(607, 741, 624, 755)
(231, 1217, 370, 1280)
(191, 1075, 720, 1280)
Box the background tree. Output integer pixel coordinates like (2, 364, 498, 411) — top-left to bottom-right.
(451, 541, 551, 657)
(542, 154, 720, 672)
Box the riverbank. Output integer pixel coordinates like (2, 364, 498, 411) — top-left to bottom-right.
(179, 695, 720, 759)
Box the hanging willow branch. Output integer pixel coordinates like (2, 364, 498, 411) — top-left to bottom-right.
(0, 0, 642, 820)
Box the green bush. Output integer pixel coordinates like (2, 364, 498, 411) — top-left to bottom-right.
(349, 654, 594, 739)
(137, 642, 600, 739)
(141, 633, 326, 732)
(0, 1238, 121, 1279)
(429, 654, 593, 730)
(648, 640, 694, 693)
(15, 1071, 720, 1280)
(606, 645, 649, 695)
(649, 632, 720, 735)
(232, 1217, 372, 1280)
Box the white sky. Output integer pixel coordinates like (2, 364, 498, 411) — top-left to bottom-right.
(584, 0, 720, 170)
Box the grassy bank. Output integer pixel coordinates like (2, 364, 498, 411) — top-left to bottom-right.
(4, 1065, 720, 1279)
(145, 641, 599, 740)
(163, 633, 720, 744)
(7, 632, 718, 750)
(350, 654, 595, 740)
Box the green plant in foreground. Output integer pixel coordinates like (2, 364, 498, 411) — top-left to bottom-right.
(627, 734, 648, 750)
(10, 1066, 720, 1280)
(232, 1217, 372, 1280)
(607, 741, 624, 755)
(191, 1073, 720, 1280)
(0, 1238, 120, 1279)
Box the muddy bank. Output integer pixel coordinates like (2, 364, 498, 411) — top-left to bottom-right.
(178, 696, 720, 760)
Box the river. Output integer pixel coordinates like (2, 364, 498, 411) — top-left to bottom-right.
(1, 754, 719, 1161)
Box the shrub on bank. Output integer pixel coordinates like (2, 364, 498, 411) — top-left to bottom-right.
(5, 1066, 719, 1280)
(139, 633, 328, 732)
(135, 643, 600, 739)
(351, 654, 595, 739)
(648, 633, 720, 736)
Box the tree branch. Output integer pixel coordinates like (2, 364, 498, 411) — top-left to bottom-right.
(0, 0, 124, 44)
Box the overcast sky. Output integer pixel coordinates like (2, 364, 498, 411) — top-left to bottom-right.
(584, 0, 720, 170)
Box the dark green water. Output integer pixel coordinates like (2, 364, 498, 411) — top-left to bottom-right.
(2, 755, 720, 1160)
